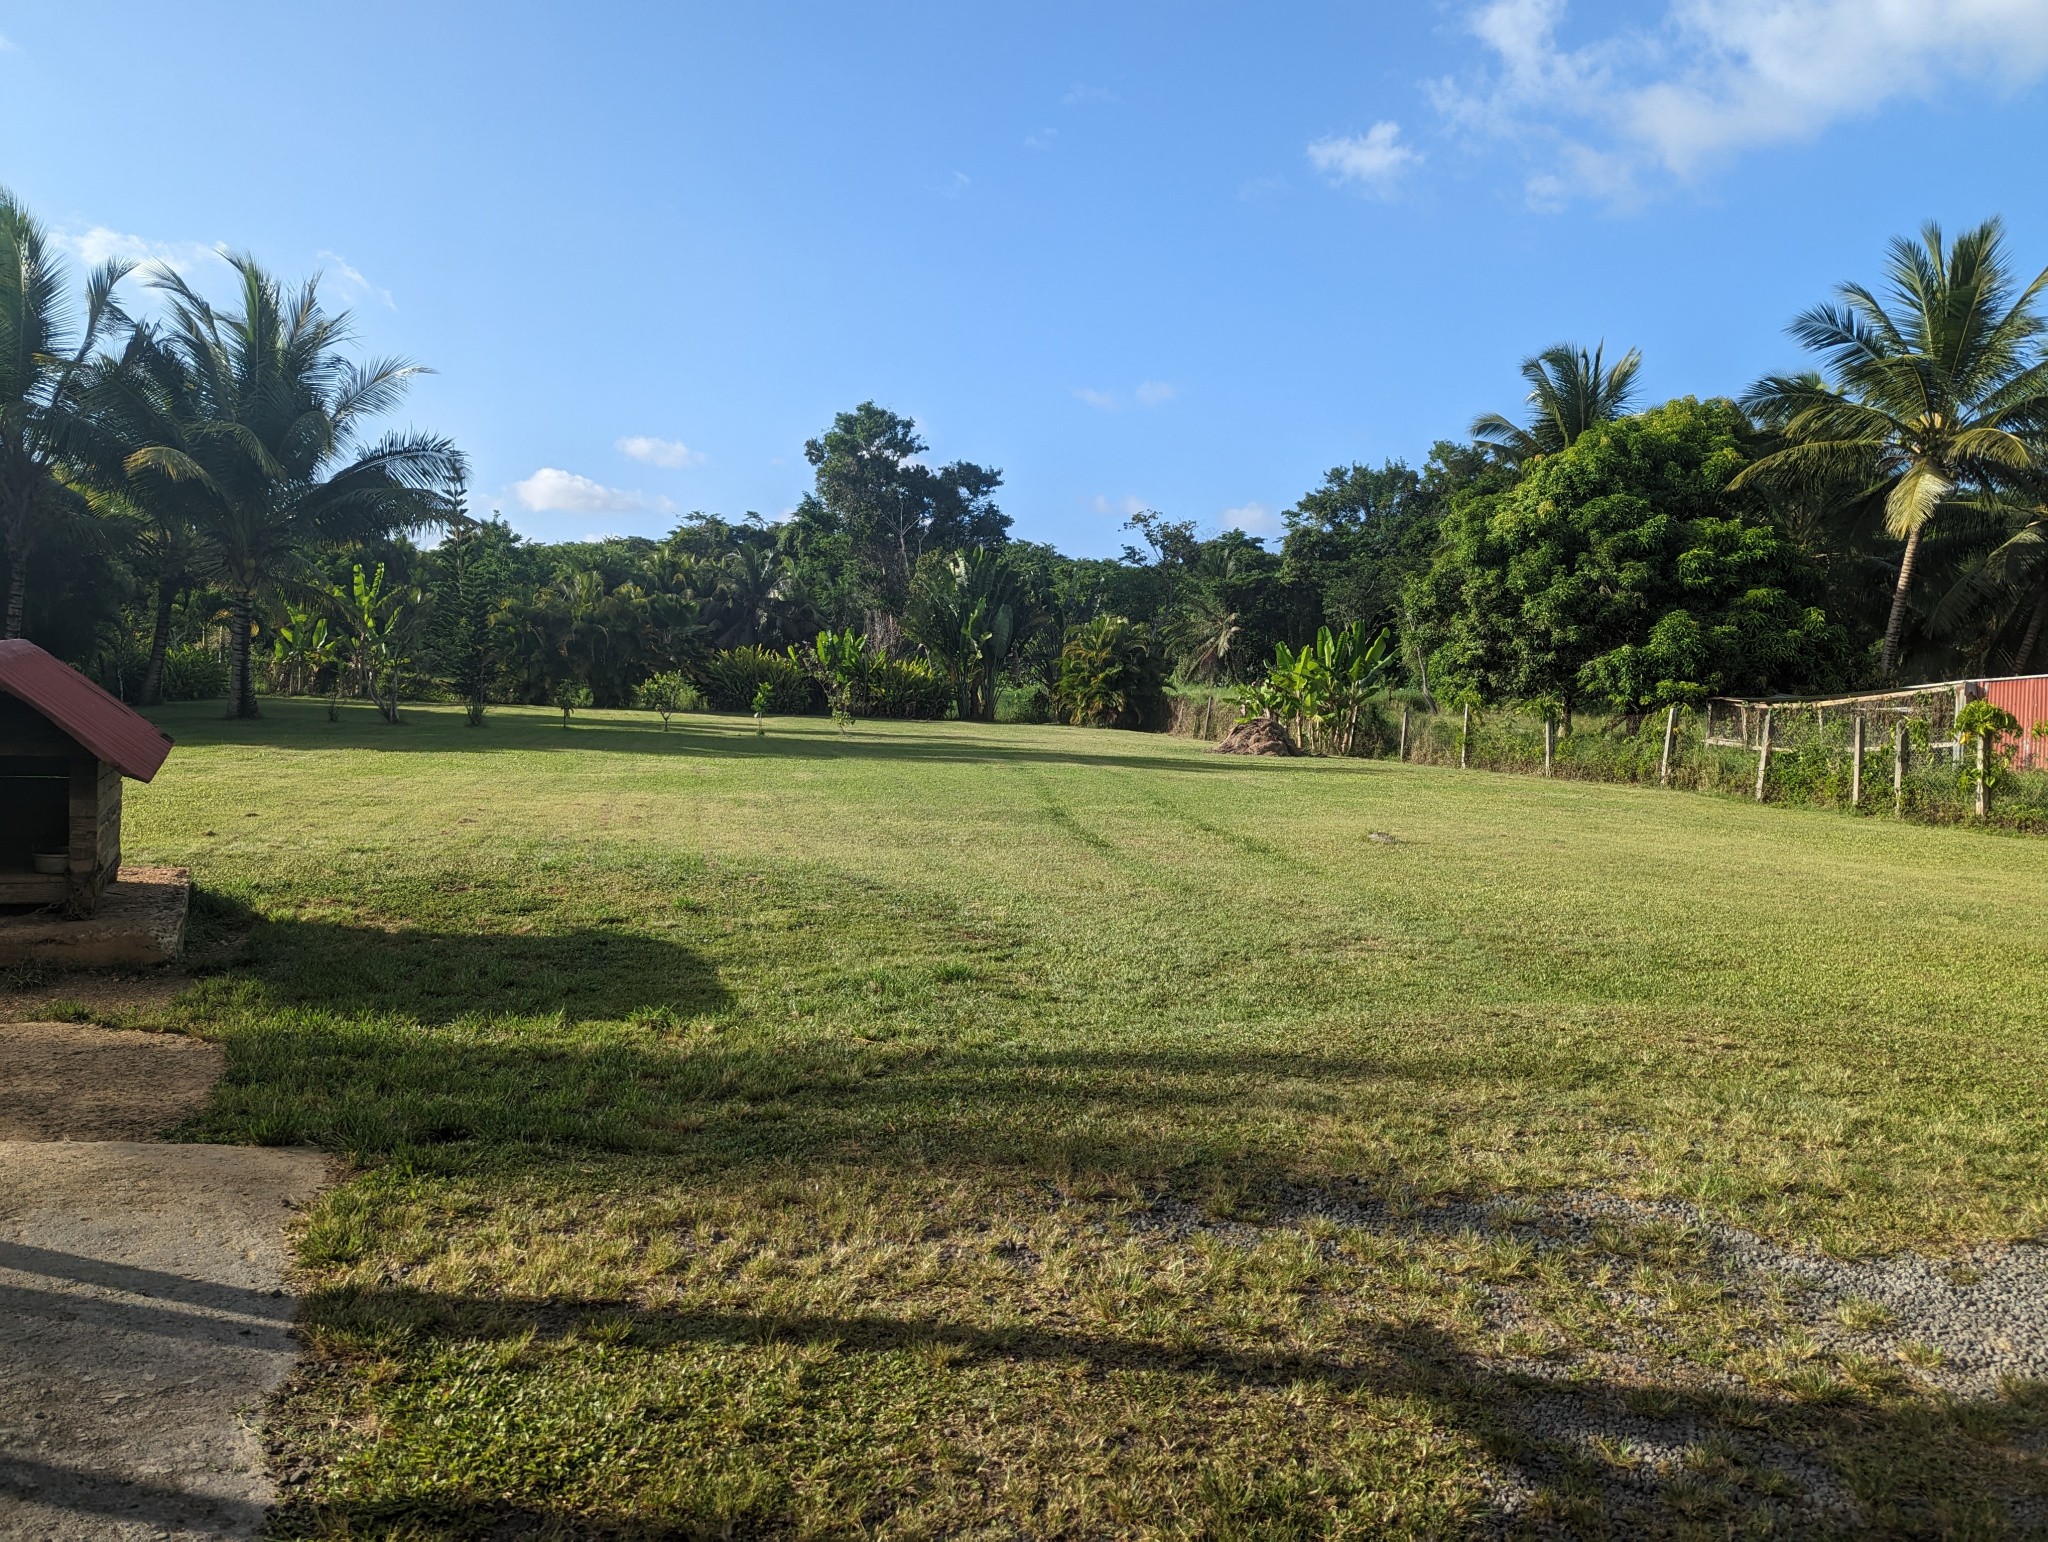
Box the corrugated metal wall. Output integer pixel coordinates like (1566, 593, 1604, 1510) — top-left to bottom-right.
(1975, 678, 2048, 769)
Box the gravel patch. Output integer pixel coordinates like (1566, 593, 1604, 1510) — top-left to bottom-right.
(1134, 1182, 2048, 1400)
(1127, 1181, 2048, 1528)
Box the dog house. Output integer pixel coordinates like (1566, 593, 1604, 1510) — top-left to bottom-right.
(0, 640, 173, 915)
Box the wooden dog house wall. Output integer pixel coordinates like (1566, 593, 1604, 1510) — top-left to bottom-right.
(0, 641, 173, 914)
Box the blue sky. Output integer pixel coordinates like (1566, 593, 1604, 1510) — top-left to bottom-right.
(6, 1, 2048, 555)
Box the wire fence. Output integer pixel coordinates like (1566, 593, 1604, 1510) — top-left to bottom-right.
(1172, 684, 2048, 834)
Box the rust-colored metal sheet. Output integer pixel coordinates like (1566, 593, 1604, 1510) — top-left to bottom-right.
(1977, 676, 2048, 770)
(0, 640, 174, 782)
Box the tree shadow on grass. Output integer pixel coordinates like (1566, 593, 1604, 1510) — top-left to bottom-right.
(191, 893, 729, 1029)
(156, 700, 1283, 778)
(187, 894, 1435, 1172)
(267, 1285, 2048, 1538)
(179, 908, 2048, 1532)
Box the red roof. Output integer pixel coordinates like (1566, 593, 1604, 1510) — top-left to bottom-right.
(0, 640, 174, 782)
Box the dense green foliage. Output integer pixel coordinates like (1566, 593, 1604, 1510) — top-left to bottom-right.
(8, 186, 2048, 739)
(1410, 399, 1853, 716)
(1052, 614, 1168, 729)
(694, 646, 817, 715)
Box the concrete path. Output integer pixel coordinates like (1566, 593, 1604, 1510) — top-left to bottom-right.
(0, 1024, 330, 1541)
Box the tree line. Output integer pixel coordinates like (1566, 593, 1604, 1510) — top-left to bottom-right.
(5, 186, 2046, 732)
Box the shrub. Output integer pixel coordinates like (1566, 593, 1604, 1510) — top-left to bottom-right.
(865, 657, 951, 720)
(997, 682, 1054, 725)
(1053, 616, 1168, 731)
(808, 629, 872, 719)
(159, 645, 229, 701)
(695, 647, 818, 714)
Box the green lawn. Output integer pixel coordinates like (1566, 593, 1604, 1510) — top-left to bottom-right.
(105, 700, 2048, 1535)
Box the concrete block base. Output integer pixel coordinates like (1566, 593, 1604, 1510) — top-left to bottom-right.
(0, 867, 190, 968)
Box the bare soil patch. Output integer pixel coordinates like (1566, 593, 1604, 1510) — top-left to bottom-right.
(0, 965, 191, 1025)
(0, 1021, 222, 1141)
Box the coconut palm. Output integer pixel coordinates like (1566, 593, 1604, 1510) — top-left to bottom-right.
(129, 256, 463, 716)
(1927, 487, 2048, 673)
(0, 188, 131, 636)
(1172, 587, 1240, 684)
(1737, 219, 2048, 679)
(1471, 341, 1642, 466)
(70, 325, 214, 702)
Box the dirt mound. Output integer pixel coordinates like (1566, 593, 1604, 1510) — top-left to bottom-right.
(1210, 717, 1299, 756)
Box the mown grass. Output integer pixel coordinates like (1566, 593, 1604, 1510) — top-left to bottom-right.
(110, 699, 2048, 1536)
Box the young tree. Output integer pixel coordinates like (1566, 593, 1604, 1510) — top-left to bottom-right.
(1738, 219, 2048, 679)
(429, 513, 515, 725)
(637, 670, 695, 729)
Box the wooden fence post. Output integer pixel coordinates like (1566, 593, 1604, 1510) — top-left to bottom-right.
(1460, 705, 1470, 770)
(1754, 709, 1773, 802)
(1659, 705, 1677, 787)
(1543, 714, 1555, 777)
(1850, 714, 1864, 808)
(1893, 719, 1908, 818)
(1399, 706, 1410, 762)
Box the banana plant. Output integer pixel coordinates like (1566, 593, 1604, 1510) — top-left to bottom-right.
(812, 627, 872, 723)
(905, 548, 1025, 721)
(1239, 623, 1393, 755)
(339, 562, 414, 724)
(270, 604, 341, 716)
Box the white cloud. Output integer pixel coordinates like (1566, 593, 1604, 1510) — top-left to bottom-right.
(49, 227, 231, 290)
(316, 249, 396, 310)
(1063, 83, 1120, 106)
(0, 34, 16, 51)
(1220, 501, 1279, 537)
(616, 435, 705, 469)
(1072, 381, 1176, 412)
(1306, 122, 1422, 197)
(1434, 0, 2048, 206)
(939, 170, 971, 198)
(1091, 493, 1149, 517)
(1024, 127, 1058, 148)
(512, 468, 677, 517)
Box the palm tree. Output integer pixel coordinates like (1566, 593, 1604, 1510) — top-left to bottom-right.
(71, 325, 211, 703)
(1471, 342, 1642, 465)
(905, 547, 1026, 721)
(0, 187, 131, 636)
(1928, 487, 2048, 673)
(130, 256, 463, 716)
(711, 540, 782, 648)
(1172, 587, 1240, 683)
(1737, 219, 2048, 680)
